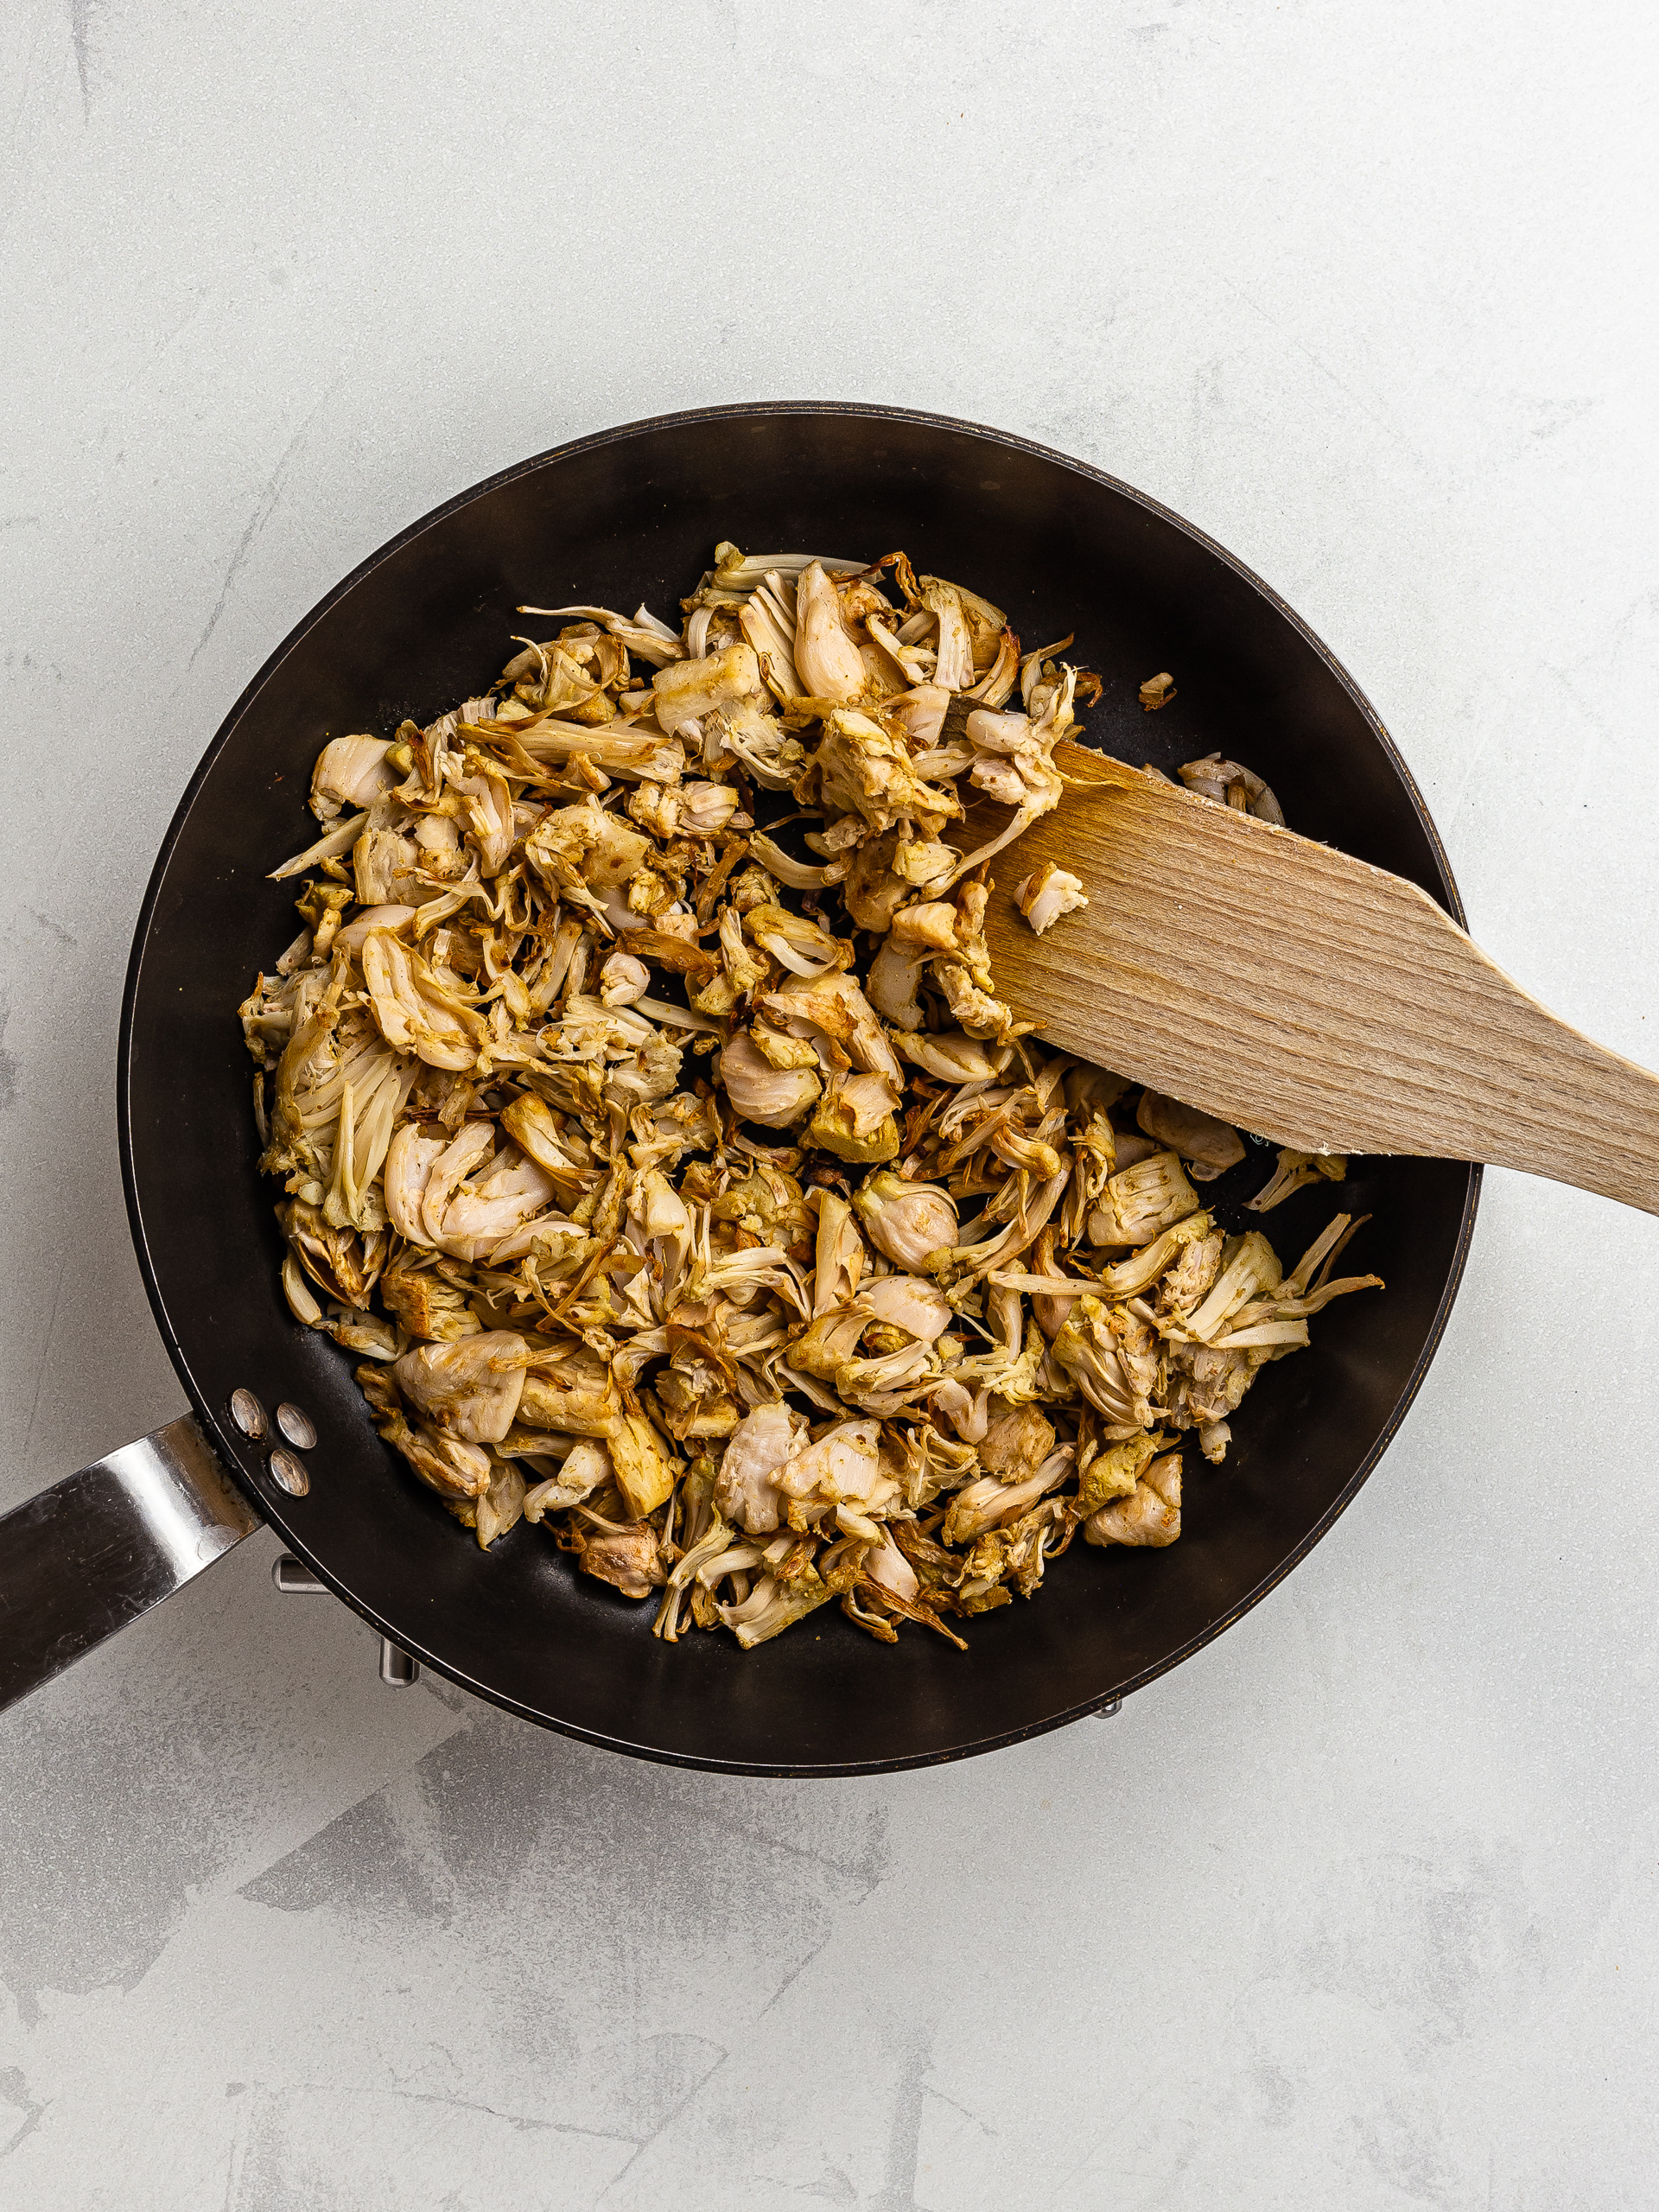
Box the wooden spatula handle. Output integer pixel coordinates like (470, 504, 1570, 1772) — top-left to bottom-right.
(977, 747, 1659, 1215)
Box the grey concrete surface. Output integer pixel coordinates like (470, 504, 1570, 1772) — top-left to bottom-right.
(3, 3, 1657, 2205)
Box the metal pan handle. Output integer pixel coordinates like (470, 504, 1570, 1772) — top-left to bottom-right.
(0, 1416, 259, 1714)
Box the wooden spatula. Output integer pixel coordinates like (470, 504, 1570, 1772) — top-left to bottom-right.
(972, 741, 1659, 1214)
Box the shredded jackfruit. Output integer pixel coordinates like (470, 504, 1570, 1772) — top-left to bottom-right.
(240, 544, 1381, 1650)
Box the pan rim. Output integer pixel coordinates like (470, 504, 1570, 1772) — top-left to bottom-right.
(118, 399, 1481, 1776)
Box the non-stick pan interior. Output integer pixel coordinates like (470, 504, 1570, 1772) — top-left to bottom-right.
(122, 404, 1478, 1774)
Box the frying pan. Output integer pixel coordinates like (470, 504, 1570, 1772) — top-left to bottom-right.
(0, 404, 1479, 1772)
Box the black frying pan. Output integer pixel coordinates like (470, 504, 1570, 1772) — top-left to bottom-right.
(0, 404, 1478, 1772)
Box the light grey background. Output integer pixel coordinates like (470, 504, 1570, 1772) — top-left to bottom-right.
(3, 3, 1656, 2205)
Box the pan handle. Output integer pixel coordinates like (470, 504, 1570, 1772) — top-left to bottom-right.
(0, 1416, 260, 1714)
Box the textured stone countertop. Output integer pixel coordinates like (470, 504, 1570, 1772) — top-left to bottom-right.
(3, 4, 1656, 2206)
